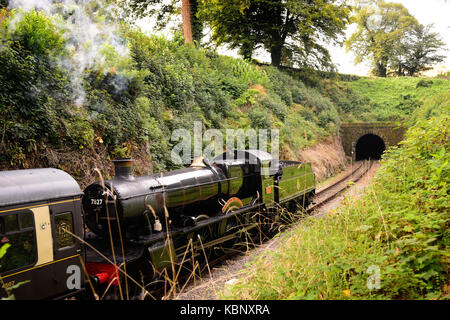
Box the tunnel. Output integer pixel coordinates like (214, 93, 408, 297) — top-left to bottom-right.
(355, 134, 386, 161)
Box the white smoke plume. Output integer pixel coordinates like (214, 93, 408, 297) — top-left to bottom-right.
(8, 0, 130, 106)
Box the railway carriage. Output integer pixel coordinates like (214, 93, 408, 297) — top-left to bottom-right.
(0, 169, 85, 299)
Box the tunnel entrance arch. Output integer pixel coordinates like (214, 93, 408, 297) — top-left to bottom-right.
(340, 122, 407, 161)
(355, 134, 386, 161)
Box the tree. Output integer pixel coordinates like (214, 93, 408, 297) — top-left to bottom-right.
(198, 0, 351, 68)
(122, 0, 203, 44)
(346, 0, 445, 77)
(392, 23, 446, 76)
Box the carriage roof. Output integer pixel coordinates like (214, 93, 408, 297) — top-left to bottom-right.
(0, 168, 82, 208)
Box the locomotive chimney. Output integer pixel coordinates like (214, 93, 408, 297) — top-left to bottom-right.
(113, 158, 134, 180)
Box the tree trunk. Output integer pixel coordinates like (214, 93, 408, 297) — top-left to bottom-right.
(376, 62, 387, 77)
(190, 0, 203, 43)
(239, 41, 254, 61)
(181, 0, 193, 44)
(271, 44, 283, 67)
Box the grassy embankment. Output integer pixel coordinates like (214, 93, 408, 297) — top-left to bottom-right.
(221, 88, 449, 299)
(3, 7, 446, 188)
(1, 7, 448, 184)
(342, 77, 450, 123)
(1, 8, 348, 187)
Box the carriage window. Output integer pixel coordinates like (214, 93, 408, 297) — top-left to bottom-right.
(19, 211, 33, 229)
(4, 214, 18, 233)
(0, 212, 37, 274)
(54, 212, 75, 249)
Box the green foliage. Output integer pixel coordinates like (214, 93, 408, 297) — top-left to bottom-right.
(222, 100, 449, 300)
(416, 79, 433, 88)
(198, 0, 351, 67)
(248, 107, 272, 129)
(0, 244, 30, 300)
(0, 243, 9, 260)
(123, 29, 344, 168)
(6, 10, 66, 57)
(346, 1, 445, 77)
(0, 10, 73, 166)
(341, 77, 450, 122)
(391, 23, 446, 77)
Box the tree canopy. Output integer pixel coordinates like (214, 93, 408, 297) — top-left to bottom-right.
(392, 23, 446, 76)
(198, 0, 351, 69)
(346, 0, 446, 77)
(121, 0, 350, 69)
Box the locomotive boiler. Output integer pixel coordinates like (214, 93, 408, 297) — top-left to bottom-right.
(82, 155, 247, 238)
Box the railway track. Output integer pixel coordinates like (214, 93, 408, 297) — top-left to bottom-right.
(147, 160, 376, 300)
(307, 160, 374, 212)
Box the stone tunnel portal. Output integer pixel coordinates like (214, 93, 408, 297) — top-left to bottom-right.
(355, 134, 386, 161)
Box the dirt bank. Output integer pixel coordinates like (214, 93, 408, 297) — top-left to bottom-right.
(297, 136, 347, 182)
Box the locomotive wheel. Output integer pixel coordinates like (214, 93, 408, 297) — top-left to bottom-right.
(193, 215, 215, 261)
(214, 198, 244, 254)
(221, 197, 264, 252)
(238, 212, 263, 249)
(222, 197, 244, 214)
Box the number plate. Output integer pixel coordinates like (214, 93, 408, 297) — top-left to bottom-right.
(91, 199, 103, 205)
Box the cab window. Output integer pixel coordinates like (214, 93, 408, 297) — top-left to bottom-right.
(261, 163, 270, 176)
(0, 211, 37, 273)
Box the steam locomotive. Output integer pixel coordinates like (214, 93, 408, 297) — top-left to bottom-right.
(0, 150, 315, 299)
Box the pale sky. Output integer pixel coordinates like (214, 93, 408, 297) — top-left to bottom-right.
(137, 0, 450, 77)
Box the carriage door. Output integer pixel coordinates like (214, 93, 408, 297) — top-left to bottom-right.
(50, 200, 84, 297)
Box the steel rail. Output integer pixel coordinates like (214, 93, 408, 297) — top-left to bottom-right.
(314, 161, 364, 197)
(307, 160, 374, 213)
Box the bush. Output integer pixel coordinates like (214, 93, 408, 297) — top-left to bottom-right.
(249, 108, 272, 129)
(0, 10, 73, 165)
(416, 79, 433, 88)
(3, 9, 66, 56)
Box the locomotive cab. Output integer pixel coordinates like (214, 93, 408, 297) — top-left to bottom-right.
(213, 150, 279, 209)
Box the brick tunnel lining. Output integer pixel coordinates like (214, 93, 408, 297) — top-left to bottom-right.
(355, 134, 386, 161)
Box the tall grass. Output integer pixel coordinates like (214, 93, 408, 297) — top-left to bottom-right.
(342, 77, 450, 122)
(221, 98, 449, 300)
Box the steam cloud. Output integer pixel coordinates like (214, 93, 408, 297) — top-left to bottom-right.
(8, 0, 130, 106)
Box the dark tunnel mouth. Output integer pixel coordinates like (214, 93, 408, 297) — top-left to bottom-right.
(355, 134, 386, 161)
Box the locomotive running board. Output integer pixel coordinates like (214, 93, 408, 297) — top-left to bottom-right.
(199, 223, 259, 250)
(181, 203, 263, 234)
